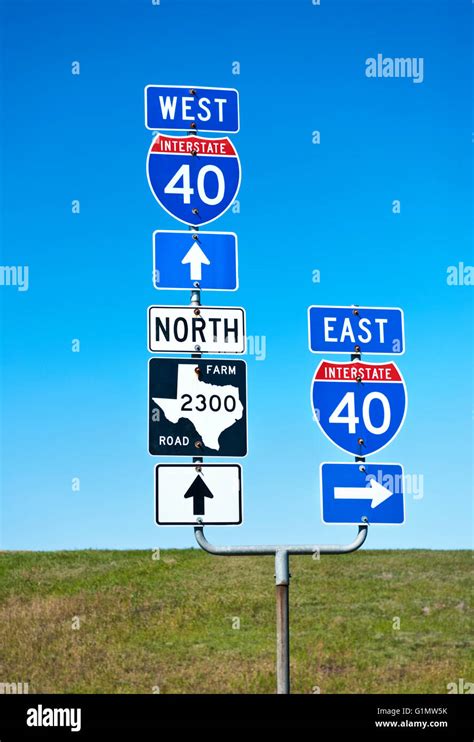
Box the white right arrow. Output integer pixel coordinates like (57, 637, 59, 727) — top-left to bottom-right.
(334, 479, 393, 509)
(181, 242, 211, 281)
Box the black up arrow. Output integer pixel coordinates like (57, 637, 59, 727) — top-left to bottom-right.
(184, 474, 214, 515)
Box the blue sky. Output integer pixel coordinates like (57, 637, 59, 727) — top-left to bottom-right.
(0, 0, 472, 551)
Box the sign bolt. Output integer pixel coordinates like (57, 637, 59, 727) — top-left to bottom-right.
(352, 308, 360, 316)
(192, 234, 199, 241)
(354, 345, 361, 353)
(192, 208, 199, 215)
(194, 344, 201, 351)
(194, 440, 203, 449)
(190, 122, 197, 129)
(356, 375, 362, 383)
(357, 437, 364, 445)
(194, 366, 201, 375)
(358, 465, 366, 473)
(193, 308, 201, 316)
(195, 465, 202, 473)
(189, 89, 196, 95)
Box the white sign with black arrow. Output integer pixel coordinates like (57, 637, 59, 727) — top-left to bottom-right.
(148, 305, 246, 354)
(155, 464, 243, 526)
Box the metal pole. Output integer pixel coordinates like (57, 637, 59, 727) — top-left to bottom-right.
(194, 522, 368, 557)
(351, 318, 367, 473)
(275, 549, 290, 693)
(194, 522, 368, 693)
(190, 237, 202, 464)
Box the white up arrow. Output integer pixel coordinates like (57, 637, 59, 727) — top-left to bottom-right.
(334, 479, 393, 508)
(181, 242, 211, 281)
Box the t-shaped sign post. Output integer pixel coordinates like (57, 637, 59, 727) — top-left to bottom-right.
(194, 521, 369, 694)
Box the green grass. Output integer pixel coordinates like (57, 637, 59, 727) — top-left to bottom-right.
(0, 549, 472, 694)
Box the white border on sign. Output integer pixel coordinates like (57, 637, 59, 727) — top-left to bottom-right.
(310, 360, 408, 458)
(147, 305, 246, 354)
(146, 133, 242, 228)
(155, 463, 243, 526)
(144, 84, 240, 133)
(147, 357, 249, 459)
(152, 229, 239, 292)
(319, 461, 406, 526)
(307, 305, 406, 356)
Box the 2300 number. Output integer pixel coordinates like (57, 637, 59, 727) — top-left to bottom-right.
(180, 394, 237, 413)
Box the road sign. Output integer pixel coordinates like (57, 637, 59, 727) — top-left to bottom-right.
(320, 462, 405, 525)
(145, 85, 239, 133)
(308, 305, 405, 355)
(148, 305, 246, 354)
(147, 133, 241, 227)
(311, 360, 407, 457)
(149, 358, 247, 457)
(153, 230, 238, 291)
(155, 464, 242, 525)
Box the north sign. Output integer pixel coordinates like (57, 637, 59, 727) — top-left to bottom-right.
(149, 358, 247, 457)
(311, 360, 407, 457)
(146, 133, 241, 227)
(148, 305, 246, 354)
(155, 464, 242, 526)
(145, 85, 239, 133)
(308, 305, 405, 355)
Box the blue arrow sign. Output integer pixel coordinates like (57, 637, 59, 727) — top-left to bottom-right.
(308, 306, 405, 355)
(145, 85, 239, 133)
(311, 360, 407, 457)
(153, 230, 238, 291)
(147, 133, 241, 227)
(320, 462, 405, 525)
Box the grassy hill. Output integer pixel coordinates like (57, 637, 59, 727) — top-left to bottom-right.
(0, 549, 471, 694)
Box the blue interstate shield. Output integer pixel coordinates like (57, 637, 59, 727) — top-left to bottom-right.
(311, 360, 407, 457)
(147, 133, 241, 227)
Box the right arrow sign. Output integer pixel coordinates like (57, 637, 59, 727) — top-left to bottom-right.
(320, 462, 405, 525)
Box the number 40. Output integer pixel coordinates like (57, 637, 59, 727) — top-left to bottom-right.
(329, 391, 391, 434)
(164, 164, 225, 205)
